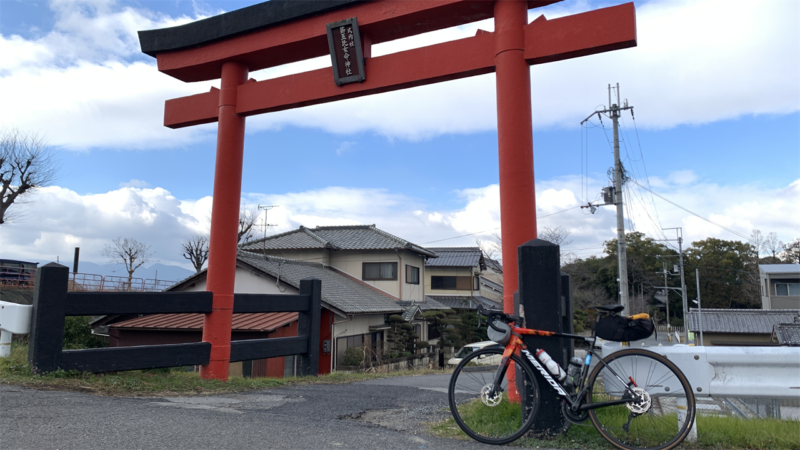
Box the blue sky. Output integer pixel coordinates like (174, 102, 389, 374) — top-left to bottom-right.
(1, 0, 798, 276)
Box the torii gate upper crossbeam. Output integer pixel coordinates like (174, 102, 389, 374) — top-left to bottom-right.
(162, 3, 635, 129)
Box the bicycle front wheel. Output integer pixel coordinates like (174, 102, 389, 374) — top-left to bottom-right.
(448, 348, 539, 445)
(586, 349, 696, 450)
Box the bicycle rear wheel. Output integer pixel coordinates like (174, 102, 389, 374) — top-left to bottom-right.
(586, 349, 696, 450)
(448, 348, 539, 445)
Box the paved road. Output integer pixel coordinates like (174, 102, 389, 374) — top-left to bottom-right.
(0, 374, 566, 450)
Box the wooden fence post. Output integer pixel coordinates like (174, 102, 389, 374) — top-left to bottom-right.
(297, 278, 321, 376)
(28, 263, 69, 374)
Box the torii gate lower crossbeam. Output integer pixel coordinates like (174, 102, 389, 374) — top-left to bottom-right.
(140, 0, 636, 381)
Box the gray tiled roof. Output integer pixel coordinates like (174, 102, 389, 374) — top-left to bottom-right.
(237, 252, 403, 315)
(397, 298, 452, 311)
(773, 323, 800, 346)
(760, 264, 800, 274)
(480, 276, 504, 293)
(401, 305, 421, 321)
(484, 257, 503, 273)
(426, 247, 484, 268)
(685, 309, 800, 334)
(426, 295, 502, 311)
(242, 225, 436, 256)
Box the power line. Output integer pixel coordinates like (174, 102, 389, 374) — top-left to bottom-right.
(420, 205, 582, 245)
(629, 179, 751, 241)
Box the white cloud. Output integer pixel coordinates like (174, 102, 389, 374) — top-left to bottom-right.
(0, 185, 201, 268)
(3, 176, 796, 270)
(120, 178, 150, 188)
(1, 0, 797, 149)
(0, 0, 215, 149)
(335, 141, 356, 156)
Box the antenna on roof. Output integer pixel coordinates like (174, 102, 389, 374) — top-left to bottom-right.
(258, 205, 279, 246)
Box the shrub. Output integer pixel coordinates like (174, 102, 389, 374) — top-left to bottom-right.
(63, 316, 107, 350)
(343, 346, 365, 366)
(415, 341, 430, 350)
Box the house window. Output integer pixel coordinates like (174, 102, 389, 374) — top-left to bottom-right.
(775, 283, 800, 296)
(363, 262, 397, 280)
(406, 265, 420, 284)
(431, 276, 477, 290)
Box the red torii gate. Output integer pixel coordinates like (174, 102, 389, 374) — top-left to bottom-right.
(140, 0, 636, 380)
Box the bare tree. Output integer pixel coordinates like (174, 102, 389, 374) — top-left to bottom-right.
(539, 225, 574, 247)
(102, 237, 153, 288)
(539, 225, 575, 262)
(238, 208, 259, 243)
(749, 229, 765, 260)
(181, 234, 209, 273)
(475, 238, 498, 260)
(0, 128, 58, 224)
(762, 232, 784, 263)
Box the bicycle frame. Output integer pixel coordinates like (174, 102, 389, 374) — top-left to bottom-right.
(490, 323, 639, 412)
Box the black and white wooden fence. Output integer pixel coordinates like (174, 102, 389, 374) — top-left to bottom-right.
(28, 263, 321, 376)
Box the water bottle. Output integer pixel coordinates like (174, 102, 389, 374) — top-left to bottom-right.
(566, 357, 583, 387)
(535, 349, 566, 382)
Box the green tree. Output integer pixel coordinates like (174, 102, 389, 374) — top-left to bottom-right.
(386, 315, 416, 357)
(781, 239, 800, 264)
(63, 316, 107, 349)
(685, 238, 759, 309)
(451, 310, 488, 347)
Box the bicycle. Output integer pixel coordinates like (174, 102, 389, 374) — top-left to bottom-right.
(448, 304, 696, 450)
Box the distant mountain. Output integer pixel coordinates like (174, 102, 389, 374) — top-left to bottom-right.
(75, 262, 194, 283)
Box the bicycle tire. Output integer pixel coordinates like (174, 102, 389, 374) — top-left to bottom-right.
(448, 348, 539, 445)
(586, 348, 696, 450)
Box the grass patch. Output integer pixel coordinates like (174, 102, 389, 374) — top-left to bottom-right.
(0, 342, 448, 397)
(430, 399, 800, 449)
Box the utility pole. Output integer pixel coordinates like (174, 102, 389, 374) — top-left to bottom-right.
(257, 205, 278, 245)
(663, 227, 688, 340)
(662, 262, 671, 339)
(695, 268, 704, 346)
(582, 83, 634, 314)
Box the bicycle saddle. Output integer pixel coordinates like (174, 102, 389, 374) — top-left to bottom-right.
(592, 304, 625, 313)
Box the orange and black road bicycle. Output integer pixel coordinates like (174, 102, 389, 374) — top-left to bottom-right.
(448, 305, 696, 450)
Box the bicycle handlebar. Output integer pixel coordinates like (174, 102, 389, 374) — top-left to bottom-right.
(476, 304, 523, 331)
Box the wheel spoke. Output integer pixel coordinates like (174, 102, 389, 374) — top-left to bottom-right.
(587, 350, 695, 450)
(448, 348, 539, 445)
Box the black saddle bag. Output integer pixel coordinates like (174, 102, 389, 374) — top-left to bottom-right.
(595, 314, 654, 342)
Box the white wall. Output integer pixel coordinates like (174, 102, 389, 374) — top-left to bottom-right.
(329, 250, 425, 301)
(178, 266, 298, 295)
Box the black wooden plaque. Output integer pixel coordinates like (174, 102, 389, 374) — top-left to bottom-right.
(326, 17, 366, 86)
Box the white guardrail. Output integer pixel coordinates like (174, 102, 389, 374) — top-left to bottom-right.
(603, 343, 800, 399)
(0, 300, 33, 357)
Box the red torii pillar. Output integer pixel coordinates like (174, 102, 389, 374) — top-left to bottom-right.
(494, 0, 536, 313)
(202, 62, 249, 379)
(140, 0, 636, 380)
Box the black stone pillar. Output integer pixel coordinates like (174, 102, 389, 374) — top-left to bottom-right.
(28, 263, 69, 374)
(518, 239, 567, 436)
(297, 277, 321, 376)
